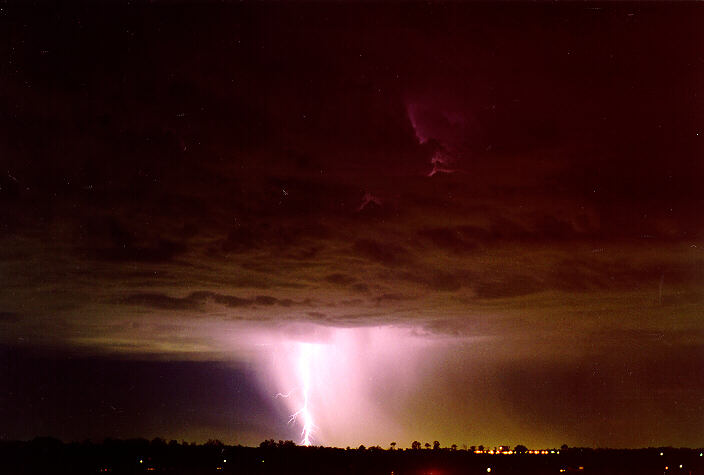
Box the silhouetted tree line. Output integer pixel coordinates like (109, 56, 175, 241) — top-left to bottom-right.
(0, 437, 702, 475)
(258, 439, 297, 450)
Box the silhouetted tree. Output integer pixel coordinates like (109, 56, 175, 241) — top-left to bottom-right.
(259, 439, 276, 449)
(424, 442, 431, 450)
(151, 437, 166, 447)
(470, 445, 476, 452)
(0, 437, 688, 475)
(433, 441, 440, 450)
(478, 445, 485, 452)
(390, 442, 397, 450)
(561, 444, 569, 451)
(30, 437, 63, 451)
(411, 441, 421, 450)
(514, 445, 528, 454)
(358, 445, 366, 451)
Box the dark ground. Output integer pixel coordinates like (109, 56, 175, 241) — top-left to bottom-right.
(2, 438, 703, 475)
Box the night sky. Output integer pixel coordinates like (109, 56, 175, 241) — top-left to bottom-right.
(1, 2, 703, 449)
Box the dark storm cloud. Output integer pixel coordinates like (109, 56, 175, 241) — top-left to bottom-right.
(1, 0, 700, 328)
(91, 230, 186, 263)
(549, 257, 704, 293)
(417, 227, 481, 254)
(324, 273, 357, 286)
(416, 214, 599, 251)
(469, 254, 704, 300)
(122, 293, 201, 311)
(351, 283, 370, 293)
(221, 220, 330, 256)
(122, 291, 297, 311)
(352, 239, 411, 266)
(372, 293, 416, 305)
(396, 268, 470, 292)
(660, 290, 704, 307)
(0, 311, 22, 323)
(474, 275, 545, 300)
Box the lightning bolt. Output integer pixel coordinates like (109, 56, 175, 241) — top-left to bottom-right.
(285, 342, 316, 446)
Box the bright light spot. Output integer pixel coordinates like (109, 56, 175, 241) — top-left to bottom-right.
(290, 342, 317, 446)
(486, 468, 491, 473)
(661, 452, 664, 456)
(139, 460, 143, 464)
(223, 459, 227, 463)
(679, 465, 683, 469)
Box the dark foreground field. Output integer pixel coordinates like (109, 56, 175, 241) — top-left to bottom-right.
(2, 439, 702, 475)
